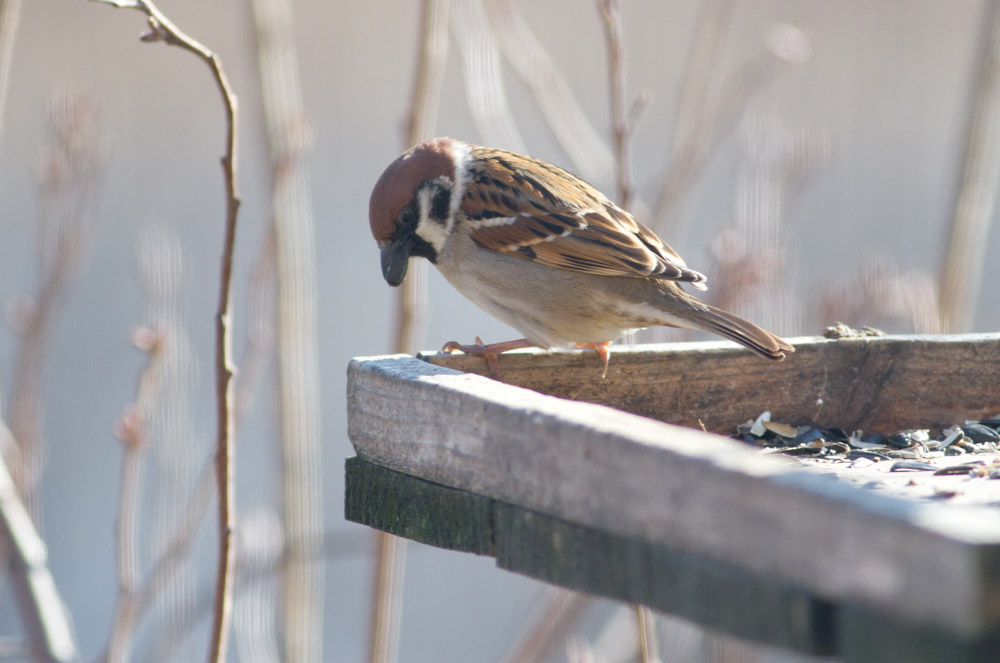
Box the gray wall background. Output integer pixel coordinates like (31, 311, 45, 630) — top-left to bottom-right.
(0, 0, 996, 661)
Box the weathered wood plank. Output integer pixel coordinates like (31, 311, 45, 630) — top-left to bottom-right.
(346, 352, 1000, 639)
(838, 603, 1000, 663)
(344, 455, 494, 555)
(493, 503, 835, 655)
(346, 457, 834, 655)
(422, 334, 1000, 433)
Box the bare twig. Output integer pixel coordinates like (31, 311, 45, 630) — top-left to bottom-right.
(484, 0, 615, 184)
(635, 605, 660, 663)
(450, 0, 524, 151)
(106, 328, 165, 663)
(7, 92, 104, 516)
(597, 0, 649, 211)
(234, 226, 275, 423)
(598, 10, 657, 646)
(939, 0, 1000, 332)
(369, 3, 451, 663)
(91, 2, 242, 662)
(0, 421, 78, 663)
(249, 0, 324, 659)
(0, 0, 23, 140)
(652, 0, 736, 239)
(500, 589, 590, 663)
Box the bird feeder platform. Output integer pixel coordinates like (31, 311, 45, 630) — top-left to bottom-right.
(345, 334, 1000, 662)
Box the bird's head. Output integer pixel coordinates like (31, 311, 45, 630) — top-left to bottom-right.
(368, 137, 467, 286)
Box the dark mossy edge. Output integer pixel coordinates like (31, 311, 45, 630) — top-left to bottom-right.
(838, 604, 1000, 663)
(345, 455, 495, 555)
(346, 456, 1000, 661)
(493, 504, 836, 655)
(346, 457, 835, 654)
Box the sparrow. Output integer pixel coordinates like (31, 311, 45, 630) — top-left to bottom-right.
(369, 137, 794, 377)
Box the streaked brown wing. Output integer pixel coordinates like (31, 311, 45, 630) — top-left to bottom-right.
(462, 149, 707, 288)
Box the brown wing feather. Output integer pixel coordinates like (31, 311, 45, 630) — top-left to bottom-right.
(463, 147, 707, 288)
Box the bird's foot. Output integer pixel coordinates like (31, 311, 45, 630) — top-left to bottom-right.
(575, 341, 612, 378)
(441, 337, 535, 379)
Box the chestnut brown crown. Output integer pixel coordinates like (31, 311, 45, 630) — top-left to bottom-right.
(369, 137, 457, 244)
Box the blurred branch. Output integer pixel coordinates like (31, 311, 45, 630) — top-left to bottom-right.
(597, 0, 649, 211)
(0, 421, 78, 663)
(635, 605, 660, 663)
(370, 4, 452, 663)
(651, 0, 735, 239)
(484, 0, 615, 183)
(393, 0, 449, 355)
(450, 0, 524, 151)
(500, 589, 590, 663)
(0, 0, 23, 140)
(249, 0, 325, 659)
(106, 328, 165, 663)
(7, 93, 104, 516)
(234, 226, 275, 423)
(91, 2, 242, 662)
(939, 0, 1000, 332)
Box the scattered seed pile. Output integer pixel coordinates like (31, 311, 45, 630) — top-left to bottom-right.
(735, 411, 1000, 479)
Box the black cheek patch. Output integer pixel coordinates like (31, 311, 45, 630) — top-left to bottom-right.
(431, 188, 451, 222)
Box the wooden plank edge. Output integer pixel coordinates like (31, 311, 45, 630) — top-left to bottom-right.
(346, 354, 1000, 637)
(345, 457, 835, 655)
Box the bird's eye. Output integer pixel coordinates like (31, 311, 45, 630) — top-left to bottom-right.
(398, 207, 415, 226)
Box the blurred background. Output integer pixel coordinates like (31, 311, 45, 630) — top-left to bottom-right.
(0, 0, 997, 661)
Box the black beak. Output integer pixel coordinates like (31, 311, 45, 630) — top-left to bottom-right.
(380, 236, 411, 287)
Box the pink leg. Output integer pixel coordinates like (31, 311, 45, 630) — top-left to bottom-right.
(441, 337, 536, 378)
(575, 341, 612, 378)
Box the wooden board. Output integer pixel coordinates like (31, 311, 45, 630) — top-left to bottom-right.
(345, 457, 835, 656)
(346, 457, 1000, 662)
(420, 333, 1000, 433)
(347, 338, 1000, 643)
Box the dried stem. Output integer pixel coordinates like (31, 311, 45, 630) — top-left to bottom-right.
(91, 2, 242, 662)
(450, 0, 524, 150)
(598, 0, 644, 211)
(652, 0, 736, 239)
(106, 329, 165, 663)
(249, 0, 324, 658)
(234, 226, 275, 424)
(0, 0, 23, 140)
(635, 605, 660, 663)
(369, 3, 451, 663)
(484, 0, 615, 184)
(0, 422, 78, 663)
(939, 0, 1000, 332)
(500, 589, 590, 663)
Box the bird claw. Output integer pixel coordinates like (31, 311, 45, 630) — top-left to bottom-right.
(442, 337, 503, 378)
(575, 341, 612, 378)
(441, 337, 535, 379)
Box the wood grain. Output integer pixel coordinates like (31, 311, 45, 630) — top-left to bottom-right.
(347, 347, 1000, 639)
(422, 333, 1000, 433)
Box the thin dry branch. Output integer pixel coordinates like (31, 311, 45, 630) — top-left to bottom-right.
(651, 0, 736, 239)
(0, 0, 23, 140)
(500, 589, 590, 663)
(91, 2, 242, 662)
(597, 0, 649, 212)
(369, 3, 451, 663)
(484, 0, 615, 184)
(0, 422, 78, 663)
(939, 0, 1000, 332)
(450, 0, 524, 151)
(106, 328, 165, 663)
(8, 92, 104, 514)
(249, 0, 325, 658)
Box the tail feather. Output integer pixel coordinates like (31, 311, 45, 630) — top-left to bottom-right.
(681, 303, 794, 360)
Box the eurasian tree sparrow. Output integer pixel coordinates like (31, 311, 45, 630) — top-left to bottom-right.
(369, 137, 794, 376)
